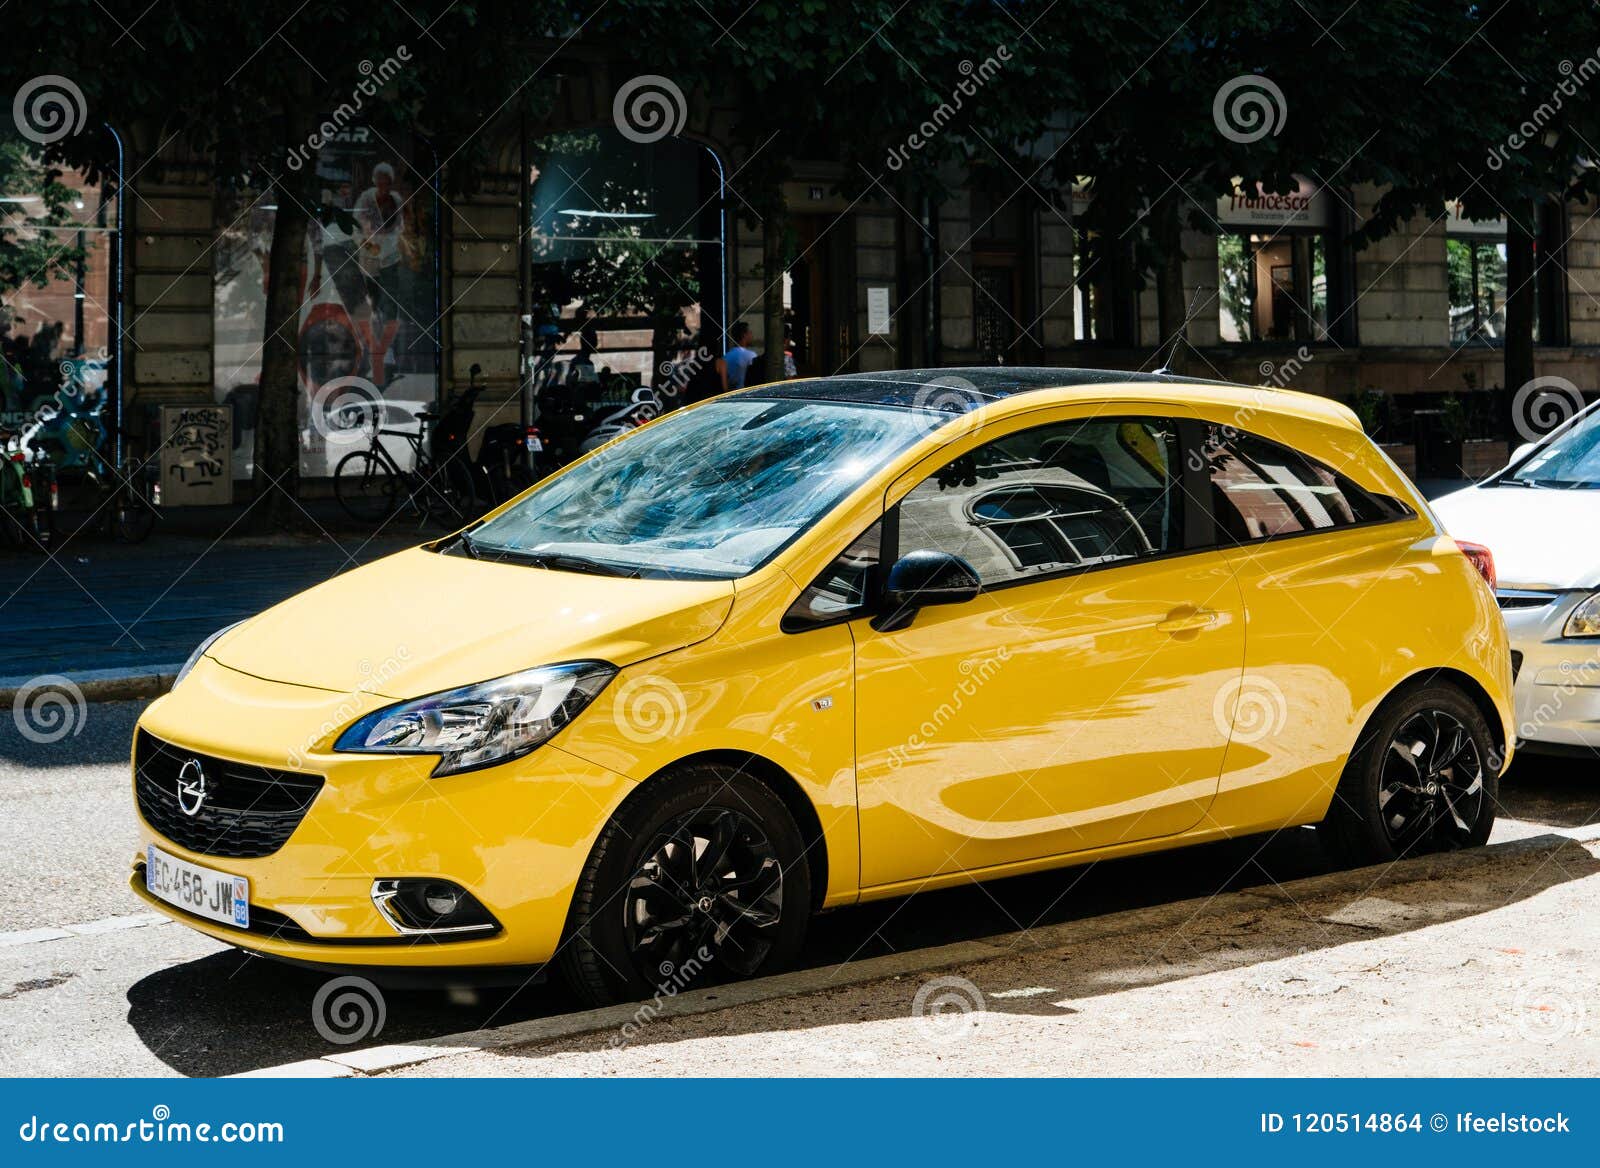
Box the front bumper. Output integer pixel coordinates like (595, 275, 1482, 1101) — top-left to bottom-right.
(130, 656, 634, 969)
(1501, 590, 1600, 750)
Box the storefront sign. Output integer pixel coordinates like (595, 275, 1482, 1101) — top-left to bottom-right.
(1217, 178, 1330, 229)
(159, 404, 233, 506)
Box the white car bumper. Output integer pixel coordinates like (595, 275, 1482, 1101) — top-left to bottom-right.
(1501, 589, 1600, 752)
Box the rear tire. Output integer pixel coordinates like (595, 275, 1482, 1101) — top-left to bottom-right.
(558, 763, 812, 1007)
(1318, 682, 1498, 868)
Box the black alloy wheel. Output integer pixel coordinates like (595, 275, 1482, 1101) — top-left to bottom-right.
(1319, 682, 1498, 867)
(559, 764, 811, 1006)
(622, 806, 785, 981)
(1377, 709, 1487, 851)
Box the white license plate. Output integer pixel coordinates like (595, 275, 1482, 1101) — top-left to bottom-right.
(145, 844, 249, 928)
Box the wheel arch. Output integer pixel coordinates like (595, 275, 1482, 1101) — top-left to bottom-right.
(619, 749, 831, 913)
(1358, 666, 1509, 773)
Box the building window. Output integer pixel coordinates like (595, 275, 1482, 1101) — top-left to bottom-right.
(526, 127, 725, 401)
(1445, 202, 1547, 346)
(1215, 179, 1334, 344)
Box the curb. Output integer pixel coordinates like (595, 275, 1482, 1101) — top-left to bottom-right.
(233, 828, 1599, 1079)
(0, 664, 184, 707)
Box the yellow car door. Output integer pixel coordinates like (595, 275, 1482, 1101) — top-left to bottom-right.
(852, 408, 1246, 890)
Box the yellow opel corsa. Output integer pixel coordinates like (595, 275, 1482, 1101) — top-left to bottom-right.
(130, 368, 1513, 1004)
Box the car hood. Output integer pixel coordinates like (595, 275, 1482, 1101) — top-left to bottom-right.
(209, 547, 736, 698)
(1431, 484, 1600, 590)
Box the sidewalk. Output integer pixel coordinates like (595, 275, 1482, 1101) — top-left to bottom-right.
(356, 829, 1600, 1078)
(0, 504, 422, 686)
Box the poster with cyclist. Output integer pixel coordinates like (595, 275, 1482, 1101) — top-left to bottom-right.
(212, 126, 437, 480)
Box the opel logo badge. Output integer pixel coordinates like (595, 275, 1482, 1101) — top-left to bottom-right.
(176, 758, 208, 817)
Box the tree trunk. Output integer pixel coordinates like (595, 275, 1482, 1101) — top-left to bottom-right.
(252, 190, 308, 528)
(1504, 208, 1536, 395)
(761, 192, 786, 378)
(1152, 196, 1189, 374)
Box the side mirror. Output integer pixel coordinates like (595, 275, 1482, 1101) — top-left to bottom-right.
(872, 549, 981, 632)
(1508, 441, 1537, 467)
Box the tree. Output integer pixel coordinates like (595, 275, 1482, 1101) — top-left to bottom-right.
(3, 2, 566, 526)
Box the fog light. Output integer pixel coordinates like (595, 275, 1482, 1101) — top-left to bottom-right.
(422, 883, 461, 917)
(371, 878, 499, 936)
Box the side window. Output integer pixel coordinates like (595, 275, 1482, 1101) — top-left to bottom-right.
(896, 418, 1181, 587)
(1203, 425, 1407, 544)
(783, 521, 882, 630)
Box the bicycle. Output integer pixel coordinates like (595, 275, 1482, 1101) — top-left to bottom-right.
(333, 405, 479, 527)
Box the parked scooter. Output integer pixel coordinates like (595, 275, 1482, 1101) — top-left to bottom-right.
(0, 411, 59, 550)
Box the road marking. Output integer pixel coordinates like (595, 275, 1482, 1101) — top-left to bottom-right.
(0, 913, 169, 950)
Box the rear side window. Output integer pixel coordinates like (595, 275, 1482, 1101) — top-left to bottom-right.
(1202, 425, 1408, 544)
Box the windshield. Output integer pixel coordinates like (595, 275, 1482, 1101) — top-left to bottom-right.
(1503, 404, 1600, 488)
(464, 398, 936, 579)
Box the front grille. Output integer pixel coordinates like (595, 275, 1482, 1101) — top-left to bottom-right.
(134, 731, 323, 859)
(1511, 650, 1524, 682)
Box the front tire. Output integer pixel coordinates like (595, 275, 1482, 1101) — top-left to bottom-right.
(1318, 682, 1498, 868)
(559, 764, 812, 1007)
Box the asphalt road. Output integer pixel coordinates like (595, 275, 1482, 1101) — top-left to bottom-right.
(1, 699, 1595, 1077)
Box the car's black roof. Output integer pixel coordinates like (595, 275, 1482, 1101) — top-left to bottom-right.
(736, 366, 1238, 408)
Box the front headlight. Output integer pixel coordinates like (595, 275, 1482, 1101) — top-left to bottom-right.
(175, 621, 245, 687)
(334, 661, 616, 776)
(1564, 593, 1600, 637)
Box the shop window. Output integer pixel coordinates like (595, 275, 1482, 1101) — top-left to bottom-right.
(526, 127, 725, 406)
(1215, 179, 1336, 344)
(213, 129, 439, 478)
(1217, 233, 1328, 343)
(1, 125, 122, 481)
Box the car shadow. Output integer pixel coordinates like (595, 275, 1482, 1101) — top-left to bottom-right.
(485, 830, 1599, 1064)
(1501, 751, 1600, 830)
(123, 799, 1591, 1076)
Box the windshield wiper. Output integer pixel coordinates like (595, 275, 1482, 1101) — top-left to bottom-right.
(472, 546, 638, 577)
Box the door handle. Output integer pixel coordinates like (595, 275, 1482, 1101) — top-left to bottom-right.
(1155, 607, 1219, 634)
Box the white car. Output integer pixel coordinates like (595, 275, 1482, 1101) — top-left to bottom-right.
(1431, 403, 1600, 757)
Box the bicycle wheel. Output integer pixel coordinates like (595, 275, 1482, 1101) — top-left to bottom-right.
(335, 449, 400, 524)
(418, 454, 480, 527)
